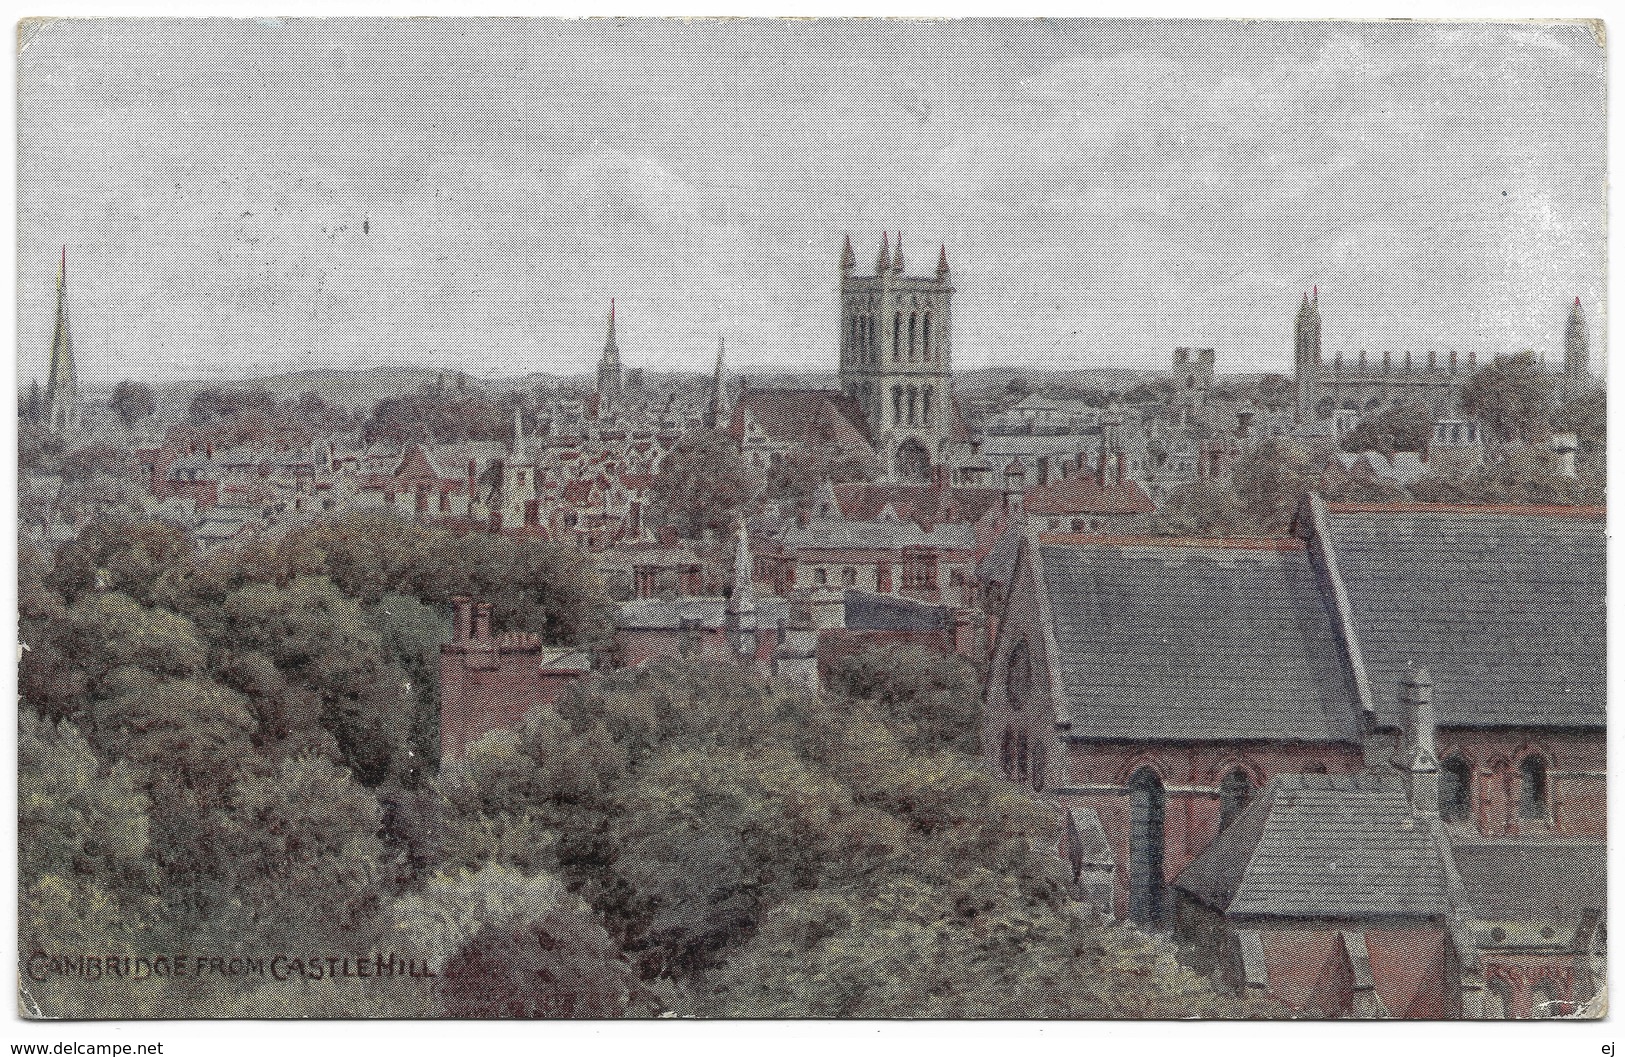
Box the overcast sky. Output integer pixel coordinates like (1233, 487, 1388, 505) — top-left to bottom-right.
(18, 17, 1606, 388)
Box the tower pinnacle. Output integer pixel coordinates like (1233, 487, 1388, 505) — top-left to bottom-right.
(840, 234, 856, 275)
(876, 231, 891, 275)
(892, 232, 905, 273)
(937, 244, 949, 279)
(597, 299, 623, 403)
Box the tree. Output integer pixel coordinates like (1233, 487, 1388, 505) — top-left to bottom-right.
(109, 380, 157, 429)
(1339, 400, 1433, 455)
(646, 429, 757, 539)
(824, 644, 983, 755)
(393, 865, 650, 1018)
(1459, 352, 1556, 443)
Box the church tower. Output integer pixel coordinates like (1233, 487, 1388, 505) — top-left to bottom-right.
(1293, 286, 1322, 422)
(45, 247, 81, 434)
(597, 299, 623, 406)
(1564, 297, 1590, 391)
(838, 232, 955, 482)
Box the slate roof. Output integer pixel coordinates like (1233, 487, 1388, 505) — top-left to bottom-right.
(843, 590, 947, 632)
(1451, 841, 1606, 924)
(1038, 542, 1360, 742)
(782, 518, 977, 552)
(616, 596, 788, 631)
(1323, 506, 1605, 729)
(1173, 772, 1451, 919)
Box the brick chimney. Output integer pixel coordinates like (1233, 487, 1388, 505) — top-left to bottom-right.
(452, 595, 473, 643)
(473, 601, 493, 642)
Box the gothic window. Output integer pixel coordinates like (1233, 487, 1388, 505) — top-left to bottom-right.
(894, 312, 902, 360)
(922, 386, 933, 426)
(906, 385, 918, 425)
(1128, 768, 1166, 925)
(1219, 768, 1253, 831)
(923, 312, 932, 359)
(1440, 755, 1473, 822)
(893, 386, 903, 423)
(1006, 638, 1032, 709)
(908, 313, 918, 360)
(1016, 736, 1029, 781)
(1031, 737, 1047, 791)
(1485, 978, 1512, 1019)
(1518, 755, 1549, 822)
(1000, 727, 1016, 779)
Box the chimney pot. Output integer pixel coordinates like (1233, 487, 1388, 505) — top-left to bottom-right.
(452, 595, 473, 643)
(473, 602, 493, 641)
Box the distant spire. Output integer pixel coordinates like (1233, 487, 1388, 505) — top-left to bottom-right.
(892, 232, 905, 273)
(936, 243, 950, 279)
(1565, 295, 1590, 380)
(706, 333, 729, 429)
(598, 299, 623, 403)
(45, 246, 79, 433)
(876, 231, 891, 275)
(840, 234, 856, 274)
(511, 408, 524, 457)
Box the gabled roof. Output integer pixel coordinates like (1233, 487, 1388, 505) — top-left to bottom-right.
(1320, 505, 1605, 729)
(832, 482, 1002, 526)
(1022, 478, 1156, 516)
(730, 387, 877, 459)
(1173, 772, 1451, 919)
(1034, 539, 1360, 742)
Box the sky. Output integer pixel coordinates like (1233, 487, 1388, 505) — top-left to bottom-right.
(16, 17, 1607, 388)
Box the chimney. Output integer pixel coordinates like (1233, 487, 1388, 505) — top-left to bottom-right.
(452, 595, 473, 643)
(473, 601, 493, 642)
(1400, 667, 1439, 816)
(1114, 450, 1126, 487)
(1550, 432, 1579, 477)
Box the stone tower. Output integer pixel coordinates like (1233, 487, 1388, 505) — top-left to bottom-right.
(838, 232, 955, 482)
(45, 247, 81, 434)
(1293, 286, 1323, 422)
(597, 299, 623, 405)
(1564, 297, 1589, 392)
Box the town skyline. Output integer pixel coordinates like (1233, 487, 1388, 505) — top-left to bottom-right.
(20, 18, 1606, 388)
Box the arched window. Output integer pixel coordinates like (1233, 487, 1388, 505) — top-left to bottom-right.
(906, 385, 918, 425)
(1531, 981, 1562, 1018)
(1128, 768, 1166, 925)
(1006, 638, 1032, 709)
(892, 386, 903, 423)
(1484, 978, 1512, 1019)
(1518, 755, 1549, 822)
(922, 386, 933, 426)
(923, 312, 932, 359)
(1219, 768, 1253, 831)
(1440, 755, 1473, 822)
(893, 312, 902, 360)
(1016, 736, 1029, 781)
(908, 312, 918, 359)
(1031, 737, 1047, 791)
(1000, 727, 1016, 780)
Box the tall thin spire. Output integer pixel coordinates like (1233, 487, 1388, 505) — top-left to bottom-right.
(45, 245, 80, 434)
(597, 298, 623, 403)
(876, 231, 891, 275)
(892, 232, 905, 273)
(840, 234, 856, 275)
(706, 333, 729, 429)
(936, 243, 950, 279)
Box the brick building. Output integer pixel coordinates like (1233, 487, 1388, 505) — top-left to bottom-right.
(983, 498, 1604, 1017)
